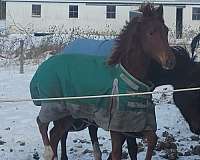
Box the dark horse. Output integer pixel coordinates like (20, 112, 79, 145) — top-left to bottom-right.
(31, 4, 175, 160)
(150, 32, 200, 135)
(150, 45, 200, 134)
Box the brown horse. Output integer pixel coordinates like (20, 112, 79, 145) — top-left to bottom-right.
(59, 35, 200, 160)
(31, 3, 175, 160)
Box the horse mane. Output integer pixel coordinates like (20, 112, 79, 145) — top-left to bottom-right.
(139, 3, 156, 17)
(108, 3, 163, 65)
(171, 46, 192, 64)
(171, 46, 190, 58)
(170, 45, 199, 73)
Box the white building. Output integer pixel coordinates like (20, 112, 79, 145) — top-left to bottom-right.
(1, 0, 200, 38)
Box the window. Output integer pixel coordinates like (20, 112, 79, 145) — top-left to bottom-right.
(129, 11, 141, 21)
(0, 1, 6, 20)
(69, 5, 78, 18)
(192, 7, 200, 20)
(32, 4, 41, 17)
(106, 5, 116, 19)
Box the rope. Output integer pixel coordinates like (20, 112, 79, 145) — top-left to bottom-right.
(0, 87, 200, 103)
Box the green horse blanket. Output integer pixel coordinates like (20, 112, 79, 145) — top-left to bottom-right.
(30, 54, 156, 132)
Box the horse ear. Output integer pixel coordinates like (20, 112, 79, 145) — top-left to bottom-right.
(155, 5, 163, 19)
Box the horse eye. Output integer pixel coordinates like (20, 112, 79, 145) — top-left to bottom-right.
(149, 30, 156, 35)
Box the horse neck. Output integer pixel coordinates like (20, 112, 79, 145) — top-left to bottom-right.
(121, 49, 151, 82)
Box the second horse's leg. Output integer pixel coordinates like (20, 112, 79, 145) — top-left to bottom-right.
(50, 116, 74, 160)
(36, 116, 54, 160)
(143, 131, 157, 160)
(127, 137, 138, 160)
(110, 131, 126, 160)
(88, 125, 102, 160)
(60, 132, 68, 160)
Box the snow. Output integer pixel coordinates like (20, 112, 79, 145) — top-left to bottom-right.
(0, 63, 199, 160)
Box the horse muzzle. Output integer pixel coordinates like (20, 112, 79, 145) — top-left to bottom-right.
(161, 53, 176, 70)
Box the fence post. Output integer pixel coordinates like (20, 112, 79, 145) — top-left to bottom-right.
(19, 39, 24, 74)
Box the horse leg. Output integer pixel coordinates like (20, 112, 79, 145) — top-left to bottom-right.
(36, 116, 54, 160)
(143, 131, 157, 160)
(60, 132, 68, 160)
(110, 131, 126, 160)
(88, 125, 102, 160)
(49, 116, 73, 160)
(127, 137, 138, 160)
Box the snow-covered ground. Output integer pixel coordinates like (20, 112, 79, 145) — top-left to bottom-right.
(0, 62, 200, 160)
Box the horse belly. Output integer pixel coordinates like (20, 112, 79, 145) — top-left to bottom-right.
(38, 101, 71, 123)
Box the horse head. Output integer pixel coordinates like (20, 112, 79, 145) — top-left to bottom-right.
(108, 3, 175, 80)
(138, 4, 175, 70)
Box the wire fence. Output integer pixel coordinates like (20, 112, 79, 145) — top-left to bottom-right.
(0, 86, 200, 103)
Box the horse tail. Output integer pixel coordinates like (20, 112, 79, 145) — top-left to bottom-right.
(30, 74, 41, 106)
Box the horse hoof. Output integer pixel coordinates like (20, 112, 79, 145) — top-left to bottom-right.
(94, 154, 102, 160)
(93, 142, 102, 160)
(107, 153, 112, 160)
(53, 157, 58, 160)
(43, 145, 54, 160)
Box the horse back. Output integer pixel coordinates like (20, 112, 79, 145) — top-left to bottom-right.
(30, 54, 115, 106)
